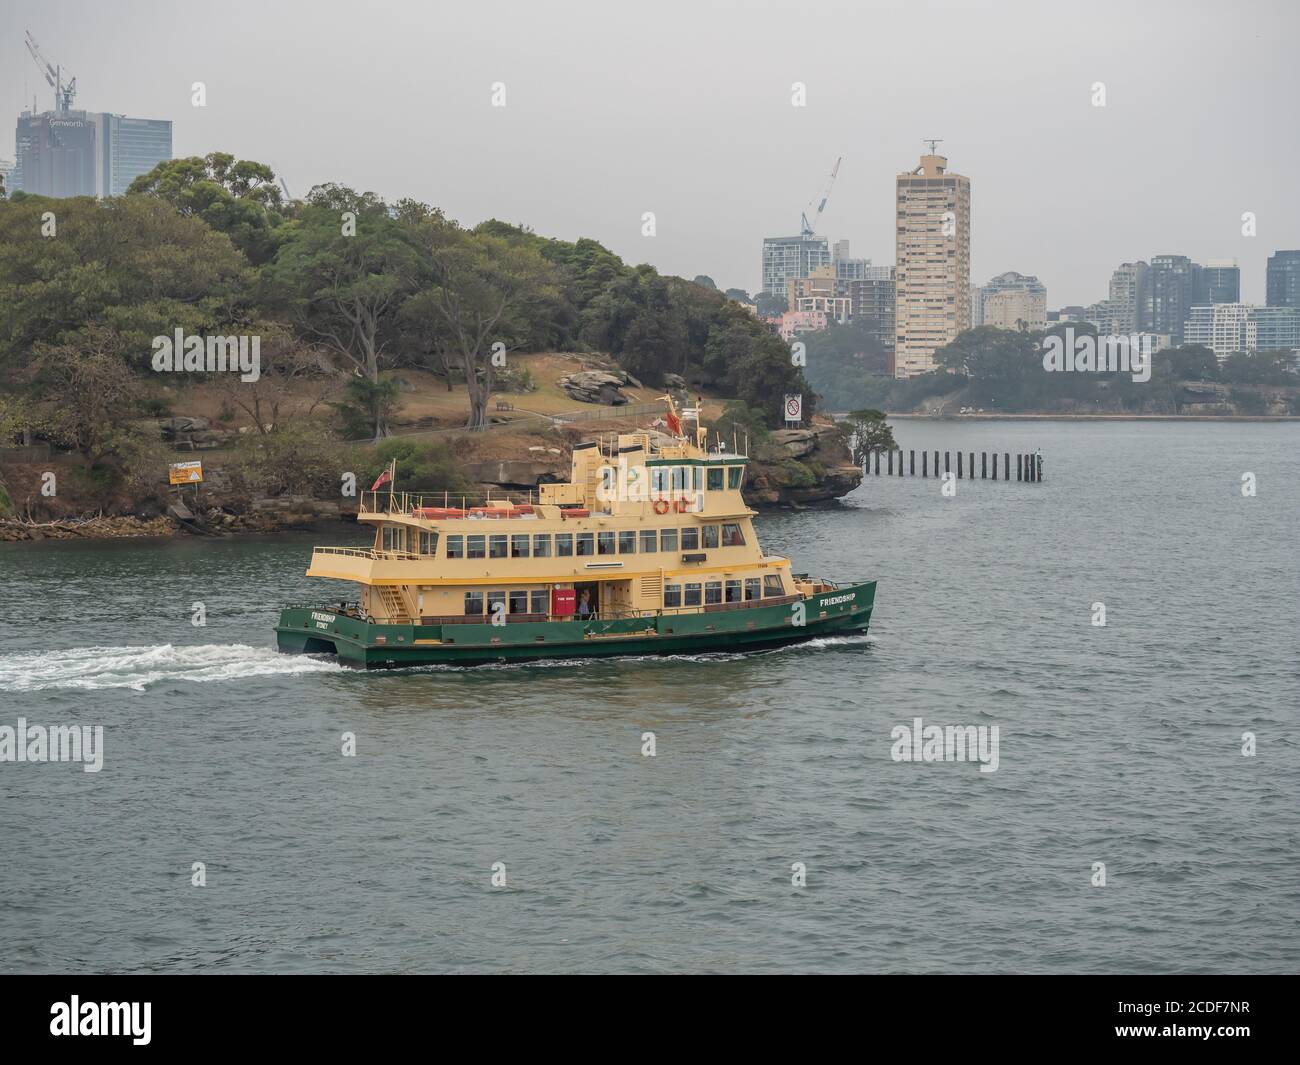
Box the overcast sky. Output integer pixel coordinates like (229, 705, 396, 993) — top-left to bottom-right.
(4, 0, 1297, 305)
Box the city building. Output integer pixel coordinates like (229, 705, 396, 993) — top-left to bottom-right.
(1199, 259, 1240, 305)
(0, 157, 13, 196)
(777, 309, 829, 341)
(12, 107, 171, 198)
(97, 113, 172, 196)
(849, 268, 896, 361)
(787, 266, 852, 323)
(1145, 255, 1197, 344)
(1183, 303, 1300, 359)
(976, 271, 1047, 331)
(761, 234, 830, 301)
(894, 150, 971, 377)
(1266, 250, 1300, 309)
(1089, 261, 1149, 335)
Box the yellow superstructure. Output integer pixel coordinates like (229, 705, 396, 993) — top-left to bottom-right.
(306, 411, 811, 625)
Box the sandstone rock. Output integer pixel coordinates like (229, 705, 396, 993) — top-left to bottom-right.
(770, 428, 818, 458)
(557, 371, 631, 405)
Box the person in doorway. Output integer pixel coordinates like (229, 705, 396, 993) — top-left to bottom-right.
(577, 589, 594, 620)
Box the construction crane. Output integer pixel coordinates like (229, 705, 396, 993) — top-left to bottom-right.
(799, 156, 842, 238)
(24, 30, 77, 113)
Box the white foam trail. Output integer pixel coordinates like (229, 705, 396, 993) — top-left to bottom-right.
(0, 644, 343, 693)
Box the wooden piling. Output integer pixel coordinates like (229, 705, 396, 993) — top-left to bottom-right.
(981, 452, 987, 479)
(922, 451, 928, 477)
(1017, 454, 1023, 481)
(944, 451, 950, 475)
(957, 452, 963, 478)
(887, 449, 893, 475)
(874, 451, 880, 475)
(910, 450, 915, 475)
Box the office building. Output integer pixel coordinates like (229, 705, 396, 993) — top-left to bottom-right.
(1266, 250, 1300, 309)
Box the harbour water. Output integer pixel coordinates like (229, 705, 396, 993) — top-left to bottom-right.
(1, 420, 1296, 973)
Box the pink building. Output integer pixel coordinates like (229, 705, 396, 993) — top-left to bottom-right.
(778, 310, 829, 342)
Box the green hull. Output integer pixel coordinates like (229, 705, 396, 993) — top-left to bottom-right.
(275, 581, 876, 668)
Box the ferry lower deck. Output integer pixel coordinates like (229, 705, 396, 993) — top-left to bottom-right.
(275, 579, 876, 668)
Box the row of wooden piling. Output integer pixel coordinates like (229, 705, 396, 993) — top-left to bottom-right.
(865, 450, 1043, 481)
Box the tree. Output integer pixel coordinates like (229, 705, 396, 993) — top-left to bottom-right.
(693, 275, 717, 290)
(30, 327, 144, 468)
(215, 321, 339, 433)
(842, 409, 897, 463)
(418, 226, 563, 429)
(263, 190, 422, 438)
(0, 194, 248, 375)
(128, 152, 286, 263)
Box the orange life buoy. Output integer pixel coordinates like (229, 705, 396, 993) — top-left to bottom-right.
(653, 499, 670, 514)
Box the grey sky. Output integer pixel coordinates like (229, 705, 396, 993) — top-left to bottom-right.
(4, 0, 1297, 306)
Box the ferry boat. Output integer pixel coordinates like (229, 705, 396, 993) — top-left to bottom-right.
(274, 402, 876, 667)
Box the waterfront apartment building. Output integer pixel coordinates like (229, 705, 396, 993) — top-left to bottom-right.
(11, 108, 171, 198)
(894, 152, 971, 377)
(849, 268, 896, 361)
(1199, 259, 1240, 305)
(787, 266, 852, 323)
(777, 309, 829, 341)
(761, 234, 830, 301)
(1266, 250, 1300, 309)
(1145, 255, 1197, 344)
(1089, 261, 1150, 335)
(977, 271, 1047, 331)
(1183, 303, 1300, 359)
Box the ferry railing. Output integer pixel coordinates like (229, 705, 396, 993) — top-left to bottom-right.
(311, 546, 430, 561)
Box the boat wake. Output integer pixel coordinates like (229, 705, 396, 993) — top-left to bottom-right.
(0, 644, 343, 693)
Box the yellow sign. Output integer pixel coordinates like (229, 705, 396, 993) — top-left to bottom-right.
(169, 461, 203, 485)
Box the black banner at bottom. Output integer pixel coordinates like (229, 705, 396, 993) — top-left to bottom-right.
(1, 974, 1285, 1052)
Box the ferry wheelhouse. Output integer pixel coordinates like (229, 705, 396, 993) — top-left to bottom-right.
(275, 405, 875, 667)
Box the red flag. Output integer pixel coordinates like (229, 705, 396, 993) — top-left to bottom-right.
(370, 464, 393, 492)
(666, 409, 682, 436)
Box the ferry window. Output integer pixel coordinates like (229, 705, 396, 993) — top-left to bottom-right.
(702, 525, 719, 549)
(681, 527, 699, 551)
(447, 535, 464, 559)
(721, 523, 744, 547)
(707, 467, 724, 491)
(489, 535, 508, 559)
(619, 530, 637, 554)
(556, 533, 574, 557)
(576, 533, 594, 556)
(684, 583, 702, 607)
(728, 467, 743, 490)
(530, 590, 548, 615)
(640, 530, 657, 553)
(419, 531, 439, 555)
(487, 591, 507, 618)
(382, 525, 405, 551)
(652, 467, 668, 495)
(464, 592, 484, 615)
(467, 535, 486, 559)
(509, 590, 529, 614)
(533, 534, 552, 558)
(600, 465, 616, 495)
(692, 467, 703, 491)
(664, 584, 682, 608)
(744, 578, 761, 601)
(671, 466, 687, 491)
(597, 531, 616, 555)
(725, 580, 742, 603)
(660, 529, 678, 552)
(763, 574, 785, 598)
(511, 534, 530, 558)
(705, 581, 722, 605)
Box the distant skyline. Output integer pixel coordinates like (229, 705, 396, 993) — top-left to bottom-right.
(3, 0, 1298, 306)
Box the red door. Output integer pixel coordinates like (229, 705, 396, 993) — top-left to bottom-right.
(551, 588, 576, 616)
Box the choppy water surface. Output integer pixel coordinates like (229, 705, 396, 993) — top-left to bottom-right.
(1, 421, 1296, 973)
